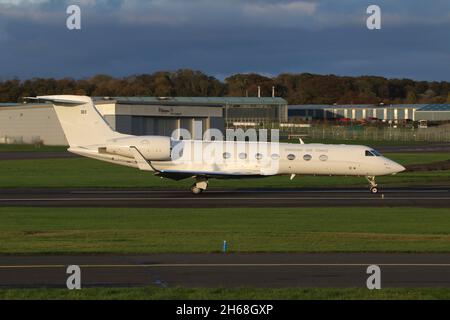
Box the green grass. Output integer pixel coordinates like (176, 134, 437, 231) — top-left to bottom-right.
(0, 144, 67, 152)
(1, 287, 450, 300)
(387, 152, 449, 165)
(0, 207, 450, 254)
(0, 152, 448, 188)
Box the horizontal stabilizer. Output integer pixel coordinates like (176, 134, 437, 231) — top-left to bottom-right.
(24, 97, 87, 105)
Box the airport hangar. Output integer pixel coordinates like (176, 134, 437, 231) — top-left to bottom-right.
(0, 97, 288, 145)
(288, 104, 450, 122)
(1, 98, 448, 146)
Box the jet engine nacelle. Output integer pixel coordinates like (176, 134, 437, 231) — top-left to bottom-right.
(103, 136, 172, 161)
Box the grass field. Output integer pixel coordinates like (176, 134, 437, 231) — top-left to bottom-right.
(0, 144, 67, 152)
(0, 152, 448, 188)
(1, 287, 450, 300)
(0, 144, 447, 301)
(0, 207, 449, 254)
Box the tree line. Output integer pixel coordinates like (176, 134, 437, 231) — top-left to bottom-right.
(1, 69, 449, 105)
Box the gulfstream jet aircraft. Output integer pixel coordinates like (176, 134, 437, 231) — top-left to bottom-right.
(27, 95, 405, 194)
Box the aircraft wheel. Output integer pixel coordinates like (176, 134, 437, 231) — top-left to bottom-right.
(370, 186, 379, 194)
(190, 185, 203, 195)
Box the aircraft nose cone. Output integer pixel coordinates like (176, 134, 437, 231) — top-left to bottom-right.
(392, 162, 406, 174)
(384, 158, 406, 174)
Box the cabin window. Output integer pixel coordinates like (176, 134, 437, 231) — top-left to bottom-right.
(239, 153, 247, 160)
(287, 154, 296, 161)
(271, 154, 280, 160)
(223, 152, 232, 159)
(319, 155, 328, 161)
(255, 153, 263, 160)
(303, 154, 312, 161)
(365, 150, 375, 157)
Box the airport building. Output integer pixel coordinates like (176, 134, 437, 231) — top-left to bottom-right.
(3, 96, 448, 146)
(414, 104, 450, 122)
(288, 104, 450, 122)
(0, 97, 288, 145)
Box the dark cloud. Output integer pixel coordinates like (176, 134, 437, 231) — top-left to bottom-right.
(0, 0, 449, 81)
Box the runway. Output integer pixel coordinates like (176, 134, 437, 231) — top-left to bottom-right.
(1, 253, 450, 288)
(0, 187, 448, 207)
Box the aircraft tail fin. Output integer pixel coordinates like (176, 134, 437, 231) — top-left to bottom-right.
(26, 95, 128, 148)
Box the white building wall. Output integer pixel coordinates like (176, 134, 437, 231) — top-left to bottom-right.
(0, 105, 68, 145)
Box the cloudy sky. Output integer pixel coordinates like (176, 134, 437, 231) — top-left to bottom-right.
(0, 0, 450, 80)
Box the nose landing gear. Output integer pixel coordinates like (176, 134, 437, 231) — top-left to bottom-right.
(366, 176, 379, 194)
(190, 176, 208, 195)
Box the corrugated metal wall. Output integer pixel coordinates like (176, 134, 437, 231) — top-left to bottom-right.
(0, 105, 68, 145)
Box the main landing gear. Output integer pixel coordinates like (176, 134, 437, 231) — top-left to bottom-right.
(366, 176, 379, 194)
(190, 176, 208, 195)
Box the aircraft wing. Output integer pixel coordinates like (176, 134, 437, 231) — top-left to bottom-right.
(130, 146, 273, 180)
(155, 169, 265, 181)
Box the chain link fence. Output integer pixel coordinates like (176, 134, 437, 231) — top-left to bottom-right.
(228, 121, 450, 143)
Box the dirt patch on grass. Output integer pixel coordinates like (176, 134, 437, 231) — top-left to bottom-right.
(406, 160, 450, 172)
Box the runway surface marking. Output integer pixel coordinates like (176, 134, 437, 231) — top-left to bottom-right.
(70, 189, 449, 194)
(1, 187, 447, 207)
(2, 254, 449, 288)
(0, 197, 448, 202)
(2, 263, 450, 269)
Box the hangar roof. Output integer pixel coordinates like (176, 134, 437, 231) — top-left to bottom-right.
(418, 104, 450, 111)
(95, 96, 287, 106)
(289, 104, 425, 110)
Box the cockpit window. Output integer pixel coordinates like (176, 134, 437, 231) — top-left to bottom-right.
(365, 150, 382, 157)
(371, 149, 382, 156)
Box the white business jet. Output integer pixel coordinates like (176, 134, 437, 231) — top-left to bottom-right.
(27, 95, 405, 194)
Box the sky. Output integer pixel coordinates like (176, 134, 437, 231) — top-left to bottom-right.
(0, 0, 450, 81)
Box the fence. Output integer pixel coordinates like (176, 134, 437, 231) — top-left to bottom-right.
(228, 122, 450, 143)
(300, 126, 450, 142)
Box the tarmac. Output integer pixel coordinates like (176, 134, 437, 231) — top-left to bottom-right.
(1, 253, 449, 288)
(0, 187, 447, 208)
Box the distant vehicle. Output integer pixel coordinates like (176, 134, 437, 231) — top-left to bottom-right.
(27, 96, 405, 194)
(418, 120, 428, 129)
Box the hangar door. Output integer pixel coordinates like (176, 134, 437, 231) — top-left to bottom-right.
(131, 116, 178, 136)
